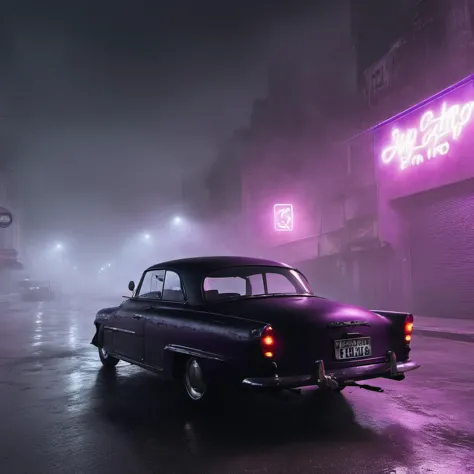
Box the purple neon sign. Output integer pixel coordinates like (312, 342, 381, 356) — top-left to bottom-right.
(273, 204, 293, 232)
(381, 100, 474, 171)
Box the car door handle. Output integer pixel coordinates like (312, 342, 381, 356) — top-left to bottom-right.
(132, 314, 143, 319)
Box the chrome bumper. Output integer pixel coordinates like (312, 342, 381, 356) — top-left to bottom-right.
(242, 352, 420, 390)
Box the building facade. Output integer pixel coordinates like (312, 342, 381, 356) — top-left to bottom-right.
(234, 5, 359, 300)
(205, 128, 251, 219)
(373, 75, 474, 318)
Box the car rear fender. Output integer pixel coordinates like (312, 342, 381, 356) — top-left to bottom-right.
(160, 316, 267, 383)
(162, 344, 235, 383)
(371, 309, 413, 321)
(371, 310, 414, 360)
(371, 309, 414, 331)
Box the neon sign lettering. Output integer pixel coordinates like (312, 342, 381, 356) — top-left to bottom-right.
(381, 101, 474, 170)
(273, 204, 294, 232)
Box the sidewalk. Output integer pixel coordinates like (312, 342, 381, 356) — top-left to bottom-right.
(414, 314, 474, 343)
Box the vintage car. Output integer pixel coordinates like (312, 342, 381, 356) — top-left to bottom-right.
(91, 256, 420, 402)
(21, 280, 54, 301)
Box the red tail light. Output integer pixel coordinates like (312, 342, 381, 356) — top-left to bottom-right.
(404, 314, 414, 343)
(260, 325, 275, 358)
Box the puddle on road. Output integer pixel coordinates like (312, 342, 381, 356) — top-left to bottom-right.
(344, 387, 474, 474)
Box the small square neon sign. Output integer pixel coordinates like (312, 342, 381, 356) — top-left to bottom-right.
(273, 204, 294, 231)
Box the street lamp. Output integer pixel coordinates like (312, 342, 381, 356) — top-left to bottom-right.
(55, 243, 63, 250)
(172, 216, 183, 226)
(143, 233, 151, 240)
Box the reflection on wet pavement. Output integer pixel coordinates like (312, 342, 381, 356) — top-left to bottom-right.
(0, 299, 473, 473)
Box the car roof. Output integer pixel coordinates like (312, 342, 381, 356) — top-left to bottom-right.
(145, 256, 293, 273)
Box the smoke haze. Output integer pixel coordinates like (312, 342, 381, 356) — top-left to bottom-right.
(2, 1, 352, 297)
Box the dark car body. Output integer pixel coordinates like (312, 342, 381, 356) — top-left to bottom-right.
(21, 281, 54, 301)
(91, 256, 419, 397)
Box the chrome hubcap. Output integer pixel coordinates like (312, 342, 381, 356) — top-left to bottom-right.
(184, 359, 206, 400)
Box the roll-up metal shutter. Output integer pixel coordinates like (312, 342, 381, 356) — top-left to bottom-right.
(405, 180, 474, 318)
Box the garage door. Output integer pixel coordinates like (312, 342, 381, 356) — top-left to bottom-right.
(405, 180, 474, 318)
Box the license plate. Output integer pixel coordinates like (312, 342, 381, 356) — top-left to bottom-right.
(334, 337, 371, 360)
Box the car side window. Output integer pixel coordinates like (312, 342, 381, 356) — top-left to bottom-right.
(248, 274, 265, 295)
(266, 272, 297, 294)
(162, 271, 185, 302)
(204, 277, 246, 297)
(137, 270, 165, 299)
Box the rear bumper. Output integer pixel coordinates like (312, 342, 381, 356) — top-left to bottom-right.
(242, 352, 420, 390)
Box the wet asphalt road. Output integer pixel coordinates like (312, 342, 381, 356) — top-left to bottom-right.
(0, 299, 473, 474)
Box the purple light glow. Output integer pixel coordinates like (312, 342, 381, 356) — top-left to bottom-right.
(381, 100, 474, 170)
(273, 204, 294, 232)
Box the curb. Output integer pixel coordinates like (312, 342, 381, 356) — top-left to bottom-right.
(415, 328, 474, 343)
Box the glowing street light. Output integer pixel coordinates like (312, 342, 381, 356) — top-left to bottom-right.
(172, 216, 183, 226)
(55, 243, 63, 250)
(143, 233, 151, 240)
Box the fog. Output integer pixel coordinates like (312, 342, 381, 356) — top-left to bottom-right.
(2, 1, 353, 300)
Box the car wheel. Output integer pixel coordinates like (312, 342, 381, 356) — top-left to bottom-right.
(98, 327, 119, 368)
(183, 358, 208, 402)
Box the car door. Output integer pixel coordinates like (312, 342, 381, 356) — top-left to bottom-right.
(113, 269, 165, 363)
(144, 269, 186, 369)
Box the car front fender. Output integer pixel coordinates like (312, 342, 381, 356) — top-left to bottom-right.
(92, 306, 120, 347)
(91, 328, 99, 347)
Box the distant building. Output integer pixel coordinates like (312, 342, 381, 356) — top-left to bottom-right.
(234, 4, 363, 300)
(201, 3, 360, 295)
(205, 128, 251, 219)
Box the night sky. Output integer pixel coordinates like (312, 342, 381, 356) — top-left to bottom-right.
(1, 0, 350, 253)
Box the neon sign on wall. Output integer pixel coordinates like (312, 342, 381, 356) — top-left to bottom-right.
(273, 204, 294, 232)
(381, 100, 474, 170)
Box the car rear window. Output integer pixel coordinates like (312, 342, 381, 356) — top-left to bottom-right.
(203, 265, 312, 302)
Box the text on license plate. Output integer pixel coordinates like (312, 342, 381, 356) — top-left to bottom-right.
(334, 337, 371, 360)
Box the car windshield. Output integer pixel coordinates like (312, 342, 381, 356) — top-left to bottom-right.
(203, 265, 313, 302)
